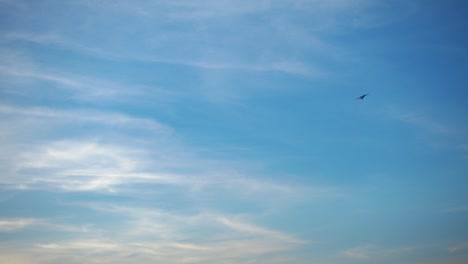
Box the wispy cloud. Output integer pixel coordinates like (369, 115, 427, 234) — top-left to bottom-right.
(0, 218, 38, 232)
(389, 109, 456, 135)
(10, 137, 296, 194)
(13, 203, 305, 264)
(338, 243, 426, 263)
(0, 104, 173, 191)
(3, 1, 411, 71)
(0, 104, 169, 133)
(0, 1, 421, 105)
(442, 206, 468, 213)
(343, 244, 376, 260)
(2, 32, 324, 78)
(0, 100, 313, 262)
(218, 216, 304, 244)
(1, 33, 108, 57)
(0, 103, 339, 211)
(30, 238, 298, 264)
(38, 240, 119, 250)
(83, 203, 302, 241)
(0, 218, 91, 233)
(393, 113, 453, 134)
(0, 50, 177, 103)
(449, 243, 468, 252)
(79, 0, 415, 28)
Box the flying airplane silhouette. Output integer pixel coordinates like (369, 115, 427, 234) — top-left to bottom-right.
(356, 94, 369, 100)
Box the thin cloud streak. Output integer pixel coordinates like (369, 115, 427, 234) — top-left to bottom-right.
(2, 0, 387, 78)
(218, 217, 304, 244)
(449, 243, 468, 252)
(0, 218, 91, 233)
(0, 57, 172, 102)
(29, 239, 298, 264)
(388, 107, 460, 135)
(343, 244, 375, 260)
(0, 104, 339, 206)
(442, 206, 468, 213)
(73, 203, 303, 245)
(80, 0, 410, 27)
(15, 204, 306, 263)
(338, 243, 429, 264)
(2, 32, 324, 78)
(0, 0, 420, 84)
(0, 218, 38, 232)
(10, 138, 301, 195)
(0, 104, 170, 132)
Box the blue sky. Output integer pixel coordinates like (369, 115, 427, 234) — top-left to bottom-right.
(0, 0, 467, 263)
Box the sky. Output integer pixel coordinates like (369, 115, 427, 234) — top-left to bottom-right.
(0, 0, 467, 263)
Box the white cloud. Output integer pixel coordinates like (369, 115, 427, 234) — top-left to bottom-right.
(339, 243, 428, 262)
(343, 244, 375, 260)
(218, 216, 304, 244)
(2, 31, 324, 79)
(387, 106, 462, 136)
(3, 1, 404, 73)
(72, 203, 302, 244)
(29, 238, 296, 264)
(387, 107, 468, 160)
(0, 53, 174, 102)
(0, 104, 170, 133)
(38, 240, 119, 250)
(0, 103, 335, 208)
(449, 243, 468, 252)
(6, 203, 305, 264)
(0, 1, 420, 106)
(2, 33, 106, 56)
(442, 206, 468, 213)
(0, 218, 38, 232)
(1, 104, 329, 207)
(0, 218, 91, 233)
(10, 138, 294, 195)
(77, 0, 410, 26)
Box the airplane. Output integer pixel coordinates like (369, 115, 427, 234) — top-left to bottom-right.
(356, 94, 369, 100)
